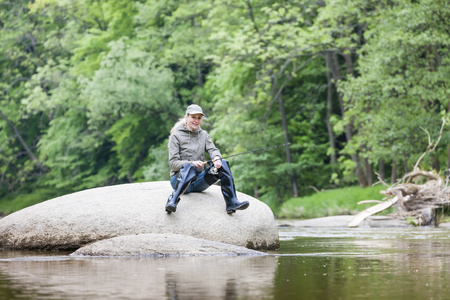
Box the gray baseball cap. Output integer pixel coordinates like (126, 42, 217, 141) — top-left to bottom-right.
(186, 104, 205, 116)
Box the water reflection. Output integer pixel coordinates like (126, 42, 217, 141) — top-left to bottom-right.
(0, 227, 449, 299)
(275, 227, 450, 299)
(0, 254, 277, 300)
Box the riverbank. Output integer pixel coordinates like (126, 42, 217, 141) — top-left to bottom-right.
(276, 186, 386, 219)
(276, 215, 450, 228)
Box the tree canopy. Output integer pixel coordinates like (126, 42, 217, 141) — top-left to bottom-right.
(1, 0, 449, 211)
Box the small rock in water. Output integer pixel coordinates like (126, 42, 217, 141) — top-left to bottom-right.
(71, 233, 269, 257)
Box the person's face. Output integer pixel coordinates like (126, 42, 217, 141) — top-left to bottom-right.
(186, 114, 203, 131)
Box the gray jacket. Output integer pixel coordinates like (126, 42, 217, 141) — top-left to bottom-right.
(168, 125, 222, 177)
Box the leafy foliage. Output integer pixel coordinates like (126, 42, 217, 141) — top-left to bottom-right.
(339, 0, 450, 172)
(1, 0, 449, 215)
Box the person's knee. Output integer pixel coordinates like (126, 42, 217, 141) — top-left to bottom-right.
(180, 164, 197, 172)
(179, 164, 198, 179)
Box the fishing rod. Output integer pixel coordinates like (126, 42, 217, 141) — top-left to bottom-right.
(203, 143, 290, 165)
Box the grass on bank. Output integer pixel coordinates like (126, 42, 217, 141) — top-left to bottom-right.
(277, 185, 388, 219)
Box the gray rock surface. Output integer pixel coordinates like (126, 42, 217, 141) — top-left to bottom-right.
(71, 233, 267, 257)
(0, 182, 278, 251)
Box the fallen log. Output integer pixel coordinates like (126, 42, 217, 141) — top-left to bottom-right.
(348, 196, 399, 228)
(348, 122, 449, 228)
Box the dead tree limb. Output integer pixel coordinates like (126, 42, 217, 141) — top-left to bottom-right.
(413, 118, 446, 172)
(348, 119, 448, 227)
(348, 196, 400, 228)
(0, 109, 43, 168)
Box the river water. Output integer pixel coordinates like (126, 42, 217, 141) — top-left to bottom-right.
(0, 226, 449, 299)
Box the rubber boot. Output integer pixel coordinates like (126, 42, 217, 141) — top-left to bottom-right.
(218, 160, 249, 214)
(165, 164, 198, 213)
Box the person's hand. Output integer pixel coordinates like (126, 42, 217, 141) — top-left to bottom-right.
(213, 156, 222, 169)
(192, 161, 204, 168)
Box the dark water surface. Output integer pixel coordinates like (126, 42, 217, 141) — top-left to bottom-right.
(0, 227, 449, 299)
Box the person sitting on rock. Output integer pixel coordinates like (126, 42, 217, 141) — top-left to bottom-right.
(165, 104, 249, 214)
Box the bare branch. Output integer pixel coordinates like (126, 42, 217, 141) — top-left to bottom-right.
(246, 0, 259, 32)
(348, 196, 399, 228)
(3, 77, 29, 94)
(0, 109, 43, 169)
(413, 118, 446, 171)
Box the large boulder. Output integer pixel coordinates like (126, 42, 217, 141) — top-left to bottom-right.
(0, 181, 278, 251)
(71, 233, 267, 257)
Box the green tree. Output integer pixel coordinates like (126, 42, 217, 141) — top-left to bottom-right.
(203, 0, 332, 204)
(2, 0, 449, 214)
(0, 0, 50, 196)
(339, 0, 450, 180)
(83, 37, 178, 181)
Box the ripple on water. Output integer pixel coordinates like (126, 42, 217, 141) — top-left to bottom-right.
(278, 226, 450, 241)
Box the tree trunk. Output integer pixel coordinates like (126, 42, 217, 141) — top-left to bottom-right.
(391, 160, 397, 184)
(432, 147, 440, 172)
(448, 104, 450, 170)
(343, 51, 373, 187)
(329, 51, 367, 187)
(277, 93, 299, 197)
(391, 160, 397, 183)
(378, 159, 385, 181)
(246, 0, 259, 32)
(403, 155, 409, 175)
(343, 52, 354, 75)
(325, 53, 337, 167)
(447, 144, 450, 170)
(363, 158, 373, 186)
(330, 52, 346, 116)
(270, 74, 299, 197)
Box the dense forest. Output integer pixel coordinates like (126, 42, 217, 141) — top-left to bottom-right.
(1, 0, 449, 211)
